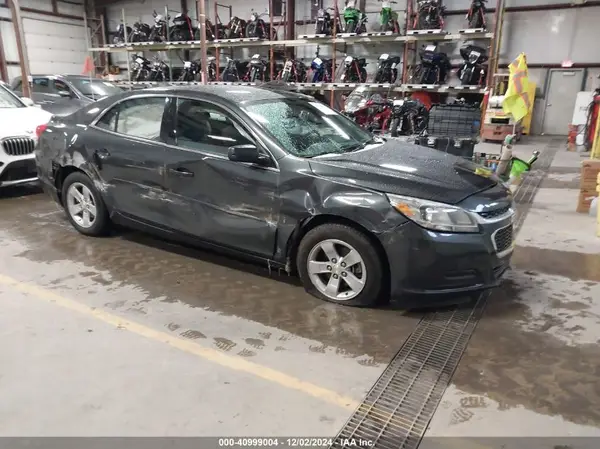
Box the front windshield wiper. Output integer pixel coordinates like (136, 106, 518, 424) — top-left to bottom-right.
(339, 137, 381, 153)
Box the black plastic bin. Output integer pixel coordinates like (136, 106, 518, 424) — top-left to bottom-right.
(427, 103, 481, 138)
(415, 137, 476, 158)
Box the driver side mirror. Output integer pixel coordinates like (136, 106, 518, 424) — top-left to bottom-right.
(228, 144, 270, 166)
(58, 90, 72, 98)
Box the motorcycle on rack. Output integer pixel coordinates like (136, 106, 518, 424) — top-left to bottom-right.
(389, 98, 429, 137)
(344, 90, 392, 133)
(224, 16, 246, 39)
(310, 55, 334, 82)
(113, 23, 132, 44)
(379, 0, 400, 33)
(315, 7, 339, 36)
(148, 10, 169, 42)
(129, 21, 151, 43)
(149, 57, 171, 81)
(203, 19, 225, 41)
(246, 11, 276, 40)
(279, 59, 308, 83)
(179, 60, 200, 81)
(374, 53, 400, 83)
(457, 44, 488, 86)
(412, 44, 451, 84)
(414, 0, 446, 30)
(340, 55, 367, 83)
(343, 1, 367, 34)
(131, 54, 153, 81)
(245, 54, 269, 82)
(170, 11, 195, 41)
(466, 0, 487, 29)
(221, 57, 243, 81)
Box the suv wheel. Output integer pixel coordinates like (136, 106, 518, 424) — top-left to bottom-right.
(61, 172, 110, 236)
(297, 223, 384, 306)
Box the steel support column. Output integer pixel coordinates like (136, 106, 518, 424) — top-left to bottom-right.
(197, 0, 208, 84)
(8, 0, 31, 97)
(0, 19, 9, 82)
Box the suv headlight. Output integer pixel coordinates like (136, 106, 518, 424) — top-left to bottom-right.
(387, 194, 479, 233)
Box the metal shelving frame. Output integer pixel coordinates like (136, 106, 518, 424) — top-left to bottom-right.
(87, 0, 503, 101)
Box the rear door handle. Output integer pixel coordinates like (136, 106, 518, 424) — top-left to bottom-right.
(168, 167, 194, 177)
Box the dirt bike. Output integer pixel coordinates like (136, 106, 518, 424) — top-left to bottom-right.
(343, 2, 367, 33)
(414, 0, 445, 30)
(466, 0, 487, 29)
(379, 0, 400, 33)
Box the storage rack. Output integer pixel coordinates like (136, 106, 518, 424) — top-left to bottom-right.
(87, 0, 505, 106)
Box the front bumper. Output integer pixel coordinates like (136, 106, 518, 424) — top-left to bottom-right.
(381, 219, 513, 300)
(0, 158, 38, 187)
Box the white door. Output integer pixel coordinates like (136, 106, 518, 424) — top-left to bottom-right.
(541, 69, 584, 135)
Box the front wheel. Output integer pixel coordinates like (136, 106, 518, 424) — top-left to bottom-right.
(389, 117, 401, 137)
(297, 224, 384, 307)
(62, 172, 110, 236)
(246, 23, 257, 38)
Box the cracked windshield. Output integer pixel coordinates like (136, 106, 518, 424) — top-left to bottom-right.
(243, 99, 380, 157)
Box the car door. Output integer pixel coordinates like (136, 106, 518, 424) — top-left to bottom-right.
(87, 95, 172, 227)
(163, 97, 279, 258)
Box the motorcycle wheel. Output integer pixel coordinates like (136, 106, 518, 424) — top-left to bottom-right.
(359, 68, 367, 83)
(148, 29, 158, 42)
(246, 23, 257, 38)
(417, 14, 430, 30)
(468, 13, 483, 29)
(389, 118, 401, 137)
(113, 36, 123, 45)
(316, 22, 325, 35)
(344, 20, 355, 33)
(281, 71, 291, 82)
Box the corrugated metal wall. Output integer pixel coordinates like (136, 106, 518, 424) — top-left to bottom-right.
(0, 0, 87, 81)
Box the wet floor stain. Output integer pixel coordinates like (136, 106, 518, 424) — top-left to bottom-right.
(166, 322, 181, 332)
(214, 337, 237, 352)
(237, 348, 256, 357)
(512, 246, 600, 282)
(244, 338, 265, 350)
(0, 191, 416, 364)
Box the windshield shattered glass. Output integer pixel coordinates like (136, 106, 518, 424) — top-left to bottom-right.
(243, 98, 376, 158)
(0, 84, 25, 108)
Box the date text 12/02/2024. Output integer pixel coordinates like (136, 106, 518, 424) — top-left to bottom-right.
(218, 438, 375, 447)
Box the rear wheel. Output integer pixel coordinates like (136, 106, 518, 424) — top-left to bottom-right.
(389, 117, 401, 137)
(246, 23, 257, 38)
(297, 224, 384, 307)
(61, 172, 110, 236)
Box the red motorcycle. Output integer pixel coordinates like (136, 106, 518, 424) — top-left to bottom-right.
(343, 90, 392, 133)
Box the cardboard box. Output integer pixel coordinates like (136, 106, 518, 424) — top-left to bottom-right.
(580, 160, 600, 190)
(576, 189, 598, 214)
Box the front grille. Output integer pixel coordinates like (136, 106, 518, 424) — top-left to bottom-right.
(493, 224, 513, 253)
(478, 205, 511, 219)
(2, 137, 35, 156)
(0, 159, 37, 182)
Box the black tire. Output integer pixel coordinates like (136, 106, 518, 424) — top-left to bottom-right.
(297, 223, 384, 307)
(61, 171, 110, 237)
(389, 117, 401, 137)
(316, 22, 324, 35)
(281, 71, 291, 82)
(246, 23, 257, 38)
(468, 13, 482, 29)
(359, 68, 367, 83)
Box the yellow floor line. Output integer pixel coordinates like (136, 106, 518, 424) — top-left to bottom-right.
(0, 273, 360, 411)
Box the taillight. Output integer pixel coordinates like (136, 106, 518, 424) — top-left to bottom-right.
(36, 124, 47, 138)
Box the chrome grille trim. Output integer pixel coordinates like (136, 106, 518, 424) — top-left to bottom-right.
(492, 223, 514, 258)
(1, 136, 36, 156)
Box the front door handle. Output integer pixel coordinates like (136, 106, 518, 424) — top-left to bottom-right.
(168, 167, 194, 177)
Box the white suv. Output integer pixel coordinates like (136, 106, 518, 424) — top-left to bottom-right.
(0, 81, 52, 187)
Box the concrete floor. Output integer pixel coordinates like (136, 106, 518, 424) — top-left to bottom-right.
(0, 137, 599, 442)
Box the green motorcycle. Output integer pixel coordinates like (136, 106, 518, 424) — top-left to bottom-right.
(379, 0, 400, 33)
(343, 1, 367, 34)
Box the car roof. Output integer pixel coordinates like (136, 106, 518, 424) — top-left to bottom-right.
(130, 84, 313, 105)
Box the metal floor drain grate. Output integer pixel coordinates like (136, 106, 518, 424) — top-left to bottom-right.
(331, 139, 560, 449)
(331, 297, 488, 449)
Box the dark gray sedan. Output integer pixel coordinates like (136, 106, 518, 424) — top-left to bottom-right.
(35, 85, 515, 307)
(11, 74, 123, 116)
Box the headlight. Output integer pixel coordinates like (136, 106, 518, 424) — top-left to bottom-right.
(387, 194, 479, 233)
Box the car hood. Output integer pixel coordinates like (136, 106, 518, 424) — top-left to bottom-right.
(0, 106, 53, 137)
(308, 139, 499, 204)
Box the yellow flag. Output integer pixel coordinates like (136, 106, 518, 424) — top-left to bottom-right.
(502, 53, 531, 122)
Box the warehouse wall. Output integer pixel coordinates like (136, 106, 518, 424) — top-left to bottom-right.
(0, 0, 87, 82)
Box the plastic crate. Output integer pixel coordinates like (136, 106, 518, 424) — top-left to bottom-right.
(426, 103, 481, 139)
(415, 137, 475, 158)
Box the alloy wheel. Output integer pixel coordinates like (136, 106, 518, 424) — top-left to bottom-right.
(307, 239, 367, 301)
(66, 182, 97, 229)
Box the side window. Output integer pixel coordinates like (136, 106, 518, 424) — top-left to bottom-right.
(31, 78, 51, 93)
(175, 98, 253, 153)
(53, 79, 70, 94)
(95, 97, 167, 140)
